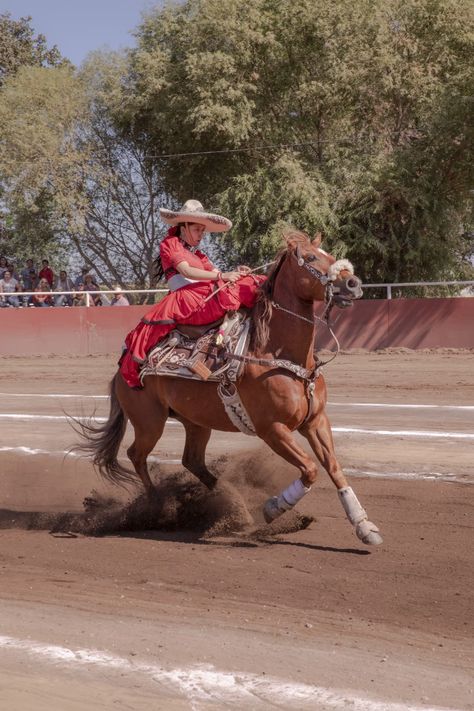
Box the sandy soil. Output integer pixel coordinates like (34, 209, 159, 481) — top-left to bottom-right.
(0, 350, 473, 710)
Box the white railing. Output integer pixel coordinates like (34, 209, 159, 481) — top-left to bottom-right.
(361, 280, 474, 299)
(1, 281, 473, 306)
(1, 288, 168, 307)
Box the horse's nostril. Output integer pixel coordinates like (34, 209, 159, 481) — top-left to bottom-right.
(346, 277, 360, 290)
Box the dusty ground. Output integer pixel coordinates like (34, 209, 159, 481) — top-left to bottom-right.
(0, 350, 473, 710)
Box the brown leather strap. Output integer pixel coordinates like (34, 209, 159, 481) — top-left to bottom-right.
(141, 317, 176, 326)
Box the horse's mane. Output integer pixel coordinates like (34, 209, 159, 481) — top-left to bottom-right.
(251, 229, 311, 354)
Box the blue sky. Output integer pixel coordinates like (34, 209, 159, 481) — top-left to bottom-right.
(4, 0, 165, 66)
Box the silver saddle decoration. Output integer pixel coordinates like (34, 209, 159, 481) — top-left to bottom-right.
(139, 311, 251, 385)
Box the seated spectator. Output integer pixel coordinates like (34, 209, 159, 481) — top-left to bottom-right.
(30, 278, 53, 307)
(54, 270, 74, 306)
(0, 256, 8, 279)
(39, 259, 54, 287)
(83, 273, 106, 306)
(73, 284, 86, 307)
(74, 266, 90, 288)
(7, 262, 20, 282)
(20, 259, 38, 292)
(111, 287, 130, 306)
(0, 270, 21, 307)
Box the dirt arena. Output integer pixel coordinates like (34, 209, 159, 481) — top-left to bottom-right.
(0, 350, 472, 710)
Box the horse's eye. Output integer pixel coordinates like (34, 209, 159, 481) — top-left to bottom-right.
(306, 254, 318, 262)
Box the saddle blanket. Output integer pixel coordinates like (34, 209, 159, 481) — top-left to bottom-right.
(139, 312, 251, 384)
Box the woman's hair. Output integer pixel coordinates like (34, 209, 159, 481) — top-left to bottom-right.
(153, 225, 181, 283)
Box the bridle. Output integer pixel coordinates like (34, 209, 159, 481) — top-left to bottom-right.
(271, 244, 353, 326)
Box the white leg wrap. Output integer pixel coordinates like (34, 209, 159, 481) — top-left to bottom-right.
(263, 478, 311, 522)
(338, 486, 367, 525)
(279, 478, 311, 508)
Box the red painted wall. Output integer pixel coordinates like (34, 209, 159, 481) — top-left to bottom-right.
(0, 299, 472, 356)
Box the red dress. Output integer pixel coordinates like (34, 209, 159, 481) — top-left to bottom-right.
(119, 228, 265, 388)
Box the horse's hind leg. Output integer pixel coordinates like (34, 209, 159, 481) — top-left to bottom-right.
(299, 411, 383, 545)
(126, 398, 168, 499)
(179, 418, 218, 490)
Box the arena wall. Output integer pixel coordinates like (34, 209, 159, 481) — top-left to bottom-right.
(0, 298, 472, 356)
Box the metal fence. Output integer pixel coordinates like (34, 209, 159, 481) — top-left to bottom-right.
(1, 281, 473, 306)
(357, 280, 474, 299)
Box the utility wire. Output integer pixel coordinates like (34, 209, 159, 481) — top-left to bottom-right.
(141, 133, 425, 161)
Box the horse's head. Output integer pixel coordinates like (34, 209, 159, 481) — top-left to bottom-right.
(284, 231, 363, 308)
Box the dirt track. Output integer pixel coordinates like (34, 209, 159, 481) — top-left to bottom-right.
(0, 351, 473, 710)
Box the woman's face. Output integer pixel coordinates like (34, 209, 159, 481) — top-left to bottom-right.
(181, 222, 205, 247)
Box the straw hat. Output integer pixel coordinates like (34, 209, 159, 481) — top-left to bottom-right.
(159, 199, 232, 233)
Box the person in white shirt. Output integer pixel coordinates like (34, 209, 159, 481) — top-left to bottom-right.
(111, 288, 130, 306)
(54, 270, 74, 306)
(0, 270, 20, 307)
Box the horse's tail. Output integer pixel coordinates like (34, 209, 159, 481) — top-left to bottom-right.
(72, 373, 136, 489)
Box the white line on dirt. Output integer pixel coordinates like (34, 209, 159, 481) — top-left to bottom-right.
(0, 634, 458, 711)
(0, 447, 469, 483)
(0, 392, 108, 398)
(329, 402, 474, 410)
(0, 413, 472, 439)
(332, 427, 474, 439)
(0, 393, 472, 411)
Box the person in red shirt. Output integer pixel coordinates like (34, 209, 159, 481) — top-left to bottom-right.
(38, 259, 54, 287)
(119, 200, 265, 388)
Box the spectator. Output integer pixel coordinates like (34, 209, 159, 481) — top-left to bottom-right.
(0, 270, 21, 307)
(111, 287, 130, 306)
(72, 284, 86, 307)
(0, 256, 8, 279)
(39, 259, 54, 287)
(30, 278, 53, 307)
(7, 262, 20, 281)
(54, 270, 74, 307)
(83, 273, 107, 306)
(20, 259, 38, 292)
(74, 266, 90, 288)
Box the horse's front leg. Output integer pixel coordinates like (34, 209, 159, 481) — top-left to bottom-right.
(299, 411, 383, 546)
(258, 422, 318, 523)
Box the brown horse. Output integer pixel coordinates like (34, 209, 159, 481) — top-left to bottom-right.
(78, 230, 382, 545)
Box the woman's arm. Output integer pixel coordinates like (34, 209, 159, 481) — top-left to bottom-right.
(176, 261, 241, 283)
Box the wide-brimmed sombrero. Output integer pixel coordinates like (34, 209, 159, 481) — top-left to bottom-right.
(159, 199, 232, 233)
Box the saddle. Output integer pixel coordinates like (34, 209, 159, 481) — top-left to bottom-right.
(139, 311, 251, 385)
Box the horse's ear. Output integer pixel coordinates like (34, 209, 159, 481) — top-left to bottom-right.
(312, 232, 322, 248)
(284, 229, 311, 248)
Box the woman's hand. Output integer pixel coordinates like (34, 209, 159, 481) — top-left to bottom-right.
(237, 265, 251, 275)
(221, 271, 241, 283)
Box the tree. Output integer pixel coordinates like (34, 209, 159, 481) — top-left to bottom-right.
(0, 54, 169, 288)
(0, 12, 64, 85)
(0, 13, 67, 265)
(121, 0, 473, 283)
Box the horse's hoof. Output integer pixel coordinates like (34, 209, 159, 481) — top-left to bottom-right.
(356, 519, 383, 546)
(263, 496, 285, 523)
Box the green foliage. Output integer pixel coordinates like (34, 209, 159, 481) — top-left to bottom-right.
(0, 51, 168, 287)
(121, 0, 473, 282)
(0, 12, 65, 85)
(0, 14, 69, 267)
(0, 64, 88, 218)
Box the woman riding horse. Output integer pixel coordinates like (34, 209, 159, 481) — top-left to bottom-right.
(77, 222, 383, 546)
(120, 200, 265, 389)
